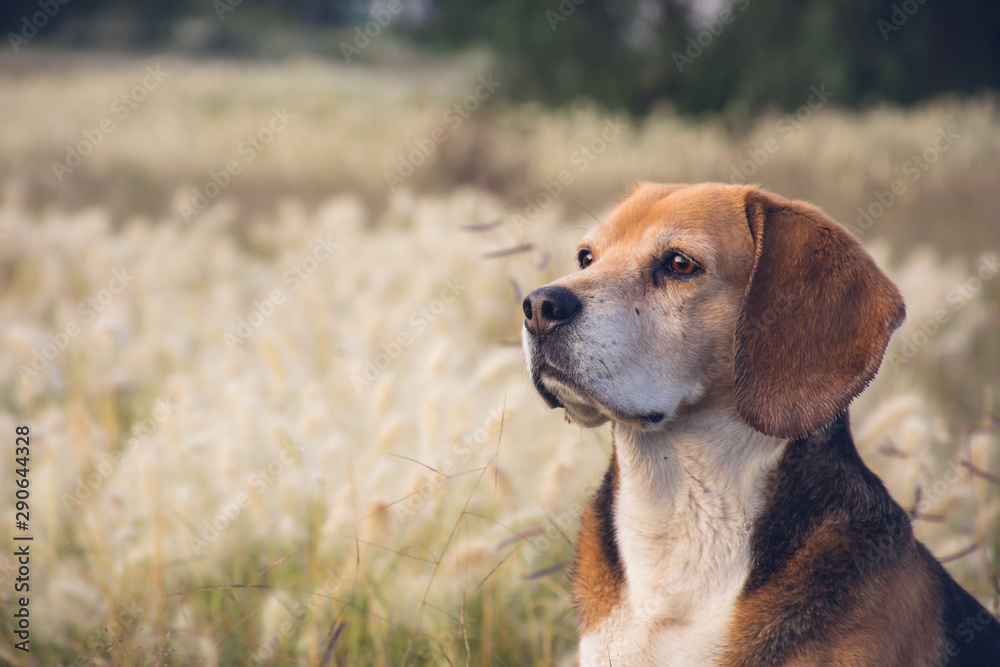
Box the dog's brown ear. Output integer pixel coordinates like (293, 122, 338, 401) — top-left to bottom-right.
(733, 189, 906, 439)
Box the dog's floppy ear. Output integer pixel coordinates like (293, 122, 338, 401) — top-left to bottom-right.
(733, 188, 906, 439)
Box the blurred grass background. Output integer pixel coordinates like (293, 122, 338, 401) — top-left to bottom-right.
(0, 1, 998, 665)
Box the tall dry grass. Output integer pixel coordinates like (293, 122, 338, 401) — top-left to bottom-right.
(0, 51, 997, 665)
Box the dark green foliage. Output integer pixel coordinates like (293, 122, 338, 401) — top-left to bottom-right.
(419, 0, 1000, 115)
(3, 0, 998, 114)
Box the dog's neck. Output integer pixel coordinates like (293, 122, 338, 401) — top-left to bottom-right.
(611, 404, 786, 625)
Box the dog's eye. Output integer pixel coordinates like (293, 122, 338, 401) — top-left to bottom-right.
(668, 253, 696, 274)
(577, 248, 594, 269)
(660, 252, 700, 278)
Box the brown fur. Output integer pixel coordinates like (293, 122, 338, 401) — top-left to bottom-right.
(571, 452, 624, 635)
(734, 190, 906, 438)
(796, 550, 945, 666)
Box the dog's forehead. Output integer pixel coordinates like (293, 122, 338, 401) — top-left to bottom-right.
(584, 183, 753, 266)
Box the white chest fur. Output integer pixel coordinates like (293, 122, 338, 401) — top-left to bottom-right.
(579, 416, 785, 666)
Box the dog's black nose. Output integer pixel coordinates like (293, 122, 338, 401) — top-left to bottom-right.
(523, 286, 582, 336)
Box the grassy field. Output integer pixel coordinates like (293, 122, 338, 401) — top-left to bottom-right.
(0, 51, 998, 666)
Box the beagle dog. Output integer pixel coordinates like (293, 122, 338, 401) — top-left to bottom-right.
(521, 183, 1000, 666)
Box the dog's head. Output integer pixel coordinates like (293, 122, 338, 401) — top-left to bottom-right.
(522, 183, 905, 439)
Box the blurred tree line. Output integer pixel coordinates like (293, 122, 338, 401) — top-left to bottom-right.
(4, 0, 999, 114)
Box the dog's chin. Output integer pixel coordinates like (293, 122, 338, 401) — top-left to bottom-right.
(535, 371, 673, 431)
(537, 375, 610, 427)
